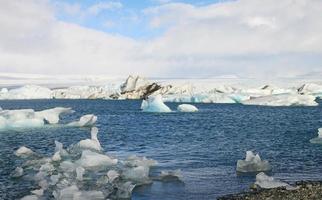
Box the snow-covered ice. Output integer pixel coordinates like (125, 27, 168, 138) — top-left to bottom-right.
(255, 172, 292, 189)
(141, 95, 171, 112)
(236, 151, 271, 173)
(242, 94, 318, 106)
(177, 104, 198, 112)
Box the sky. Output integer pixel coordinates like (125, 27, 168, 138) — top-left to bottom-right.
(0, 0, 322, 78)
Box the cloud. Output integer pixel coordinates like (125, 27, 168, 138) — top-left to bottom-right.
(0, 0, 322, 78)
(87, 2, 123, 15)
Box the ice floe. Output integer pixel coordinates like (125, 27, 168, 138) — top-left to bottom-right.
(255, 172, 292, 189)
(13, 127, 180, 200)
(0, 107, 73, 130)
(236, 151, 271, 173)
(67, 114, 97, 127)
(141, 94, 172, 112)
(177, 104, 198, 112)
(310, 128, 322, 144)
(242, 94, 318, 106)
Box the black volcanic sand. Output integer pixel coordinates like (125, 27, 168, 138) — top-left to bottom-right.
(218, 181, 322, 200)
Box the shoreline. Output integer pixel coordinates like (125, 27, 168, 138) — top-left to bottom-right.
(219, 181, 322, 200)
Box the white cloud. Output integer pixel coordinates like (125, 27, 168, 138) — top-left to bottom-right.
(0, 0, 322, 78)
(87, 2, 123, 15)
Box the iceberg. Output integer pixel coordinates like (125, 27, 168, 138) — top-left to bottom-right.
(310, 128, 322, 144)
(298, 83, 322, 97)
(159, 169, 182, 182)
(236, 151, 271, 173)
(15, 146, 35, 158)
(177, 104, 198, 112)
(67, 114, 97, 127)
(76, 127, 102, 151)
(255, 172, 291, 189)
(0, 107, 73, 130)
(141, 94, 172, 112)
(242, 94, 318, 106)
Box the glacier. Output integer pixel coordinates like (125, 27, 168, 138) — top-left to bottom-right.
(0, 75, 321, 107)
(236, 151, 272, 173)
(14, 127, 181, 200)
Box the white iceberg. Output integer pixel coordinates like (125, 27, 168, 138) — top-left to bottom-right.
(177, 104, 198, 112)
(310, 128, 322, 144)
(236, 151, 271, 173)
(0, 107, 73, 130)
(255, 172, 291, 189)
(67, 114, 97, 127)
(76, 127, 102, 151)
(242, 94, 318, 106)
(15, 146, 35, 158)
(0, 85, 52, 100)
(141, 94, 171, 112)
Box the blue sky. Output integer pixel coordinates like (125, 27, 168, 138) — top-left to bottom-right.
(53, 0, 226, 39)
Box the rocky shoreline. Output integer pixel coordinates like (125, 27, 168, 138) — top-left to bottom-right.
(219, 181, 322, 200)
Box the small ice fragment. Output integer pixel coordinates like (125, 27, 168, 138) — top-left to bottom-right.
(255, 172, 291, 189)
(236, 151, 271, 173)
(77, 150, 117, 169)
(76, 166, 85, 181)
(177, 104, 198, 112)
(77, 127, 102, 151)
(116, 181, 136, 199)
(310, 128, 322, 144)
(123, 166, 150, 183)
(50, 174, 61, 185)
(52, 152, 61, 162)
(68, 114, 97, 127)
(31, 189, 44, 196)
(160, 169, 182, 181)
(107, 170, 119, 182)
(142, 95, 171, 112)
(15, 146, 34, 158)
(12, 167, 24, 178)
(124, 155, 157, 167)
(20, 195, 39, 200)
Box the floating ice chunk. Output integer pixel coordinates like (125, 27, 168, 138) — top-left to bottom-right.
(35, 107, 73, 124)
(116, 181, 136, 199)
(73, 190, 105, 200)
(177, 104, 198, 112)
(140, 100, 148, 110)
(12, 167, 24, 178)
(77, 127, 102, 151)
(15, 146, 34, 158)
(159, 169, 182, 181)
(76, 166, 85, 181)
(60, 161, 77, 172)
(310, 128, 322, 144)
(107, 170, 119, 182)
(242, 94, 318, 106)
(255, 172, 291, 189)
(236, 151, 271, 173)
(56, 185, 79, 199)
(31, 189, 44, 196)
(124, 155, 158, 168)
(77, 150, 117, 169)
(123, 166, 150, 183)
(67, 114, 97, 127)
(50, 174, 61, 185)
(142, 94, 171, 112)
(20, 195, 39, 200)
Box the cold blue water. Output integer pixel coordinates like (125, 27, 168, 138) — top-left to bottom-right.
(1, 99, 322, 200)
